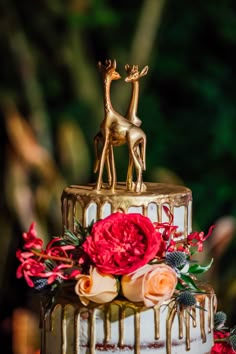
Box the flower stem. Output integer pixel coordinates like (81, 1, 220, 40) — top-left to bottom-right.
(32, 250, 74, 264)
(214, 338, 228, 343)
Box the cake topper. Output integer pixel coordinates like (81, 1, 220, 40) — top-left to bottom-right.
(94, 59, 148, 193)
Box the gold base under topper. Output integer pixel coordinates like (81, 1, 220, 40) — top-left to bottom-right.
(61, 182, 192, 235)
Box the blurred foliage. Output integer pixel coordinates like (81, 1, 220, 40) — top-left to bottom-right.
(0, 0, 236, 349)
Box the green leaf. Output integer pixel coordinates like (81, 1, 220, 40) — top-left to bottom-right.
(74, 219, 93, 239)
(180, 274, 200, 291)
(64, 227, 82, 246)
(176, 282, 187, 290)
(188, 258, 213, 274)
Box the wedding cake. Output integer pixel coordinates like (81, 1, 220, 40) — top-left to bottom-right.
(16, 60, 217, 354)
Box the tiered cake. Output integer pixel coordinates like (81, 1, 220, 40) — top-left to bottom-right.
(40, 183, 215, 354)
(16, 59, 216, 354)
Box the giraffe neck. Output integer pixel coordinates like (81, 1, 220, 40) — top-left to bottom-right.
(103, 77, 113, 114)
(126, 81, 139, 122)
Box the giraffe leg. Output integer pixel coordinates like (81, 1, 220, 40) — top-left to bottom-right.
(126, 153, 134, 191)
(95, 138, 109, 191)
(109, 146, 116, 191)
(106, 153, 112, 187)
(93, 133, 101, 173)
(139, 134, 146, 171)
(130, 145, 143, 193)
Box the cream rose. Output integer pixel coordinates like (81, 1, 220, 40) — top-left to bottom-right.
(75, 267, 118, 306)
(121, 264, 177, 307)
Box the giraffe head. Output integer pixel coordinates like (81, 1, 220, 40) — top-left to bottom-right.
(124, 64, 149, 82)
(98, 59, 121, 81)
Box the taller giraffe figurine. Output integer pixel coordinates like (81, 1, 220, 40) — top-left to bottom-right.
(95, 59, 146, 193)
(124, 64, 149, 189)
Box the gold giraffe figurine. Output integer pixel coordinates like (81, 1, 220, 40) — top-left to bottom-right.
(94, 59, 146, 193)
(93, 130, 113, 187)
(124, 64, 149, 190)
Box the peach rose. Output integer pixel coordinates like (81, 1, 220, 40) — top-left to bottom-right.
(75, 267, 118, 306)
(121, 264, 177, 307)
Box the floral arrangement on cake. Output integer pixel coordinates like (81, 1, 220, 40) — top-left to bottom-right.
(16, 207, 214, 307)
(16, 207, 236, 353)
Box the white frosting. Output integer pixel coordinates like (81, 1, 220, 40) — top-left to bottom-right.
(85, 201, 192, 236)
(42, 295, 214, 354)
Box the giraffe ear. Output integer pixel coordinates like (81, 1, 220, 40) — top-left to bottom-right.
(112, 59, 117, 69)
(125, 64, 130, 72)
(98, 61, 102, 72)
(140, 66, 149, 77)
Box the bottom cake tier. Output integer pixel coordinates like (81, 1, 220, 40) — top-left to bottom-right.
(41, 287, 216, 354)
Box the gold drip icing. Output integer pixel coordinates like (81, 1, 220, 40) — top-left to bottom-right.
(154, 306, 160, 339)
(134, 310, 140, 354)
(74, 309, 80, 354)
(41, 306, 47, 354)
(184, 203, 188, 235)
(62, 307, 66, 354)
(185, 310, 191, 351)
(166, 302, 177, 354)
(61, 183, 192, 234)
(157, 204, 162, 223)
(143, 204, 148, 217)
(89, 309, 96, 354)
(207, 295, 212, 333)
(199, 298, 206, 343)
(191, 307, 197, 327)
(118, 306, 125, 347)
(104, 305, 111, 343)
(213, 293, 217, 313)
(51, 304, 61, 331)
(177, 309, 184, 339)
(41, 290, 214, 354)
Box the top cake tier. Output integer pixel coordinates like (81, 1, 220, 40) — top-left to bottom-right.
(61, 182, 192, 237)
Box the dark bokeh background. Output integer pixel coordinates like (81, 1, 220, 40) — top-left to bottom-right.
(0, 1, 236, 353)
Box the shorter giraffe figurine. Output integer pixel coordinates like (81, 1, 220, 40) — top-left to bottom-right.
(125, 64, 149, 126)
(125, 64, 149, 190)
(94, 59, 146, 192)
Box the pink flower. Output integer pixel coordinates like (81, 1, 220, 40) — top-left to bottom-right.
(187, 225, 215, 252)
(211, 331, 234, 354)
(166, 240, 190, 254)
(45, 264, 81, 284)
(16, 249, 34, 262)
(16, 258, 46, 287)
(22, 222, 43, 250)
(154, 206, 182, 241)
(82, 212, 162, 275)
(121, 263, 177, 307)
(45, 237, 76, 258)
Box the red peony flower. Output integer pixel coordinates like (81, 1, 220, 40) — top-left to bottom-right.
(211, 331, 235, 354)
(22, 222, 43, 250)
(82, 212, 162, 275)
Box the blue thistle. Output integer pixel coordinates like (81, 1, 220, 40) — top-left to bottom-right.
(229, 334, 236, 351)
(214, 311, 227, 329)
(34, 278, 49, 291)
(166, 251, 187, 269)
(177, 291, 196, 308)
